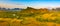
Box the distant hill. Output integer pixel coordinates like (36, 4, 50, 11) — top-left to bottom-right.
(0, 7, 24, 11)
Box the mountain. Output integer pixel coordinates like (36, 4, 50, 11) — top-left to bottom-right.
(0, 7, 24, 11)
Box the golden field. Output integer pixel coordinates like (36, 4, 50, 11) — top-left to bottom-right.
(0, 7, 60, 26)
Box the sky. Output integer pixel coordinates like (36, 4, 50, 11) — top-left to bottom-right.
(0, 0, 60, 8)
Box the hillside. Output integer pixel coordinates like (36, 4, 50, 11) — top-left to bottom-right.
(0, 7, 60, 26)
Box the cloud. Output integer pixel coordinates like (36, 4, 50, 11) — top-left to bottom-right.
(0, 0, 26, 8)
(0, 3, 26, 8)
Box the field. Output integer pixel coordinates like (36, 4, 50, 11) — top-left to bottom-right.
(0, 7, 60, 26)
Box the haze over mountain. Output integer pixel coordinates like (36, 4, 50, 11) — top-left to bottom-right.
(0, 0, 60, 9)
(0, 3, 59, 9)
(0, 4, 26, 9)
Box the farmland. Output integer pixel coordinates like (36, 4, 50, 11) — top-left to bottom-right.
(0, 7, 60, 26)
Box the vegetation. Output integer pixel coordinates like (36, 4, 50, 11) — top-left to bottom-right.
(0, 7, 60, 26)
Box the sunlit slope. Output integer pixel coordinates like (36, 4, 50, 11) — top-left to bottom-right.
(0, 7, 60, 26)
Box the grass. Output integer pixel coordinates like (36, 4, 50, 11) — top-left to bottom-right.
(0, 10, 60, 26)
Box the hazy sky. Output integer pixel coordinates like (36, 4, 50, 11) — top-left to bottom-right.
(0, 0, 60, 8)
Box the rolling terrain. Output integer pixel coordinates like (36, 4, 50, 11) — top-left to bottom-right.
(0, 7, 60, 26)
